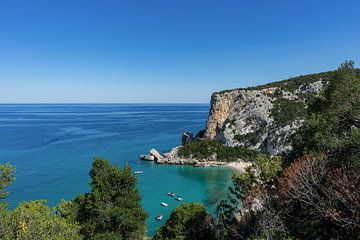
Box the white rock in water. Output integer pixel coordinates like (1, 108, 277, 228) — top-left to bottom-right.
(150, 148, 163, 161)
(140, 154, 155, 161)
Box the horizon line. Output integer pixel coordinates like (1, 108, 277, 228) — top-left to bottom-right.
(0, 102, 210, 105)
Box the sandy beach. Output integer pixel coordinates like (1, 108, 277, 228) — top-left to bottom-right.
(226, 160, 252, 173)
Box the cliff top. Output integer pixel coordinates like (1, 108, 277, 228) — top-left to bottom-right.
(215, 69, 360, 95)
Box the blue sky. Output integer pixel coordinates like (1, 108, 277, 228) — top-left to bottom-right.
(0, 0, 359, 103)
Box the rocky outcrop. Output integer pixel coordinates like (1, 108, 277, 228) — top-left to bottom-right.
(204, 91, 238, 139)
(139, 154, 155, 161)
(181, 131, 193, 145)
(156, 146, 222, 165)
(203, 72, 332, 155)
(140, 146, 249, 169)
(150, 148, 163, 162)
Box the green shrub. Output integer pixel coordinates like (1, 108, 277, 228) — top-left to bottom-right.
(270, 97, 307, 127)
(0, 200, 82, 240)
(153, 203, 214, 240)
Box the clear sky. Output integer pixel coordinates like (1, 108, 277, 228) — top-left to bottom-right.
(0, 0, 359, 103)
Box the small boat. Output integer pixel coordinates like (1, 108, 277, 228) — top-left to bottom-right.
(161, 202, 169, 207)
(155, 214, 163, 220)
(167, 192, 175, 196)
(176, 196, 183, 201)
(134, 171, 143, 174)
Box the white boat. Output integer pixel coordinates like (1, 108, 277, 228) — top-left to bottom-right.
(168, 192, 175, 196)
(176, 197, 183, 201)
(156, 214, 163, 220)
(161, 202, 169, 207)
(134, 171, 143, 174)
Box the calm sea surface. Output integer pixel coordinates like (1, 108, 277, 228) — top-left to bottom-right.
(0, 104, 234, 235)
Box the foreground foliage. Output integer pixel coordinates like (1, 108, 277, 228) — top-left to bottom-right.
(153, 203, 214, 240)
(0, 158, 147, 240)
(0, 200, 82, 240)
(71, 157, 148, 240)
(0, 163, 15, 200)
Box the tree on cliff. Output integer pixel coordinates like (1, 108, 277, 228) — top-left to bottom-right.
(66, 157, 148, 240)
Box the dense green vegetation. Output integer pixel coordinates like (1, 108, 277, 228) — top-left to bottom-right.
(0, 157, 147, 240)
(71, 157, 148, 239)
(1, 200, 82, 240)
(178, 139, 262, 162)
(153, 203, 214, 240)
(270, 93, 307, 127)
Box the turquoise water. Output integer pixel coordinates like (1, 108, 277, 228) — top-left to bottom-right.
(0, 104, 234, 236)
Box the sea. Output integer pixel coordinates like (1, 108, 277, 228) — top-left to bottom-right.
(0, 104, 234, 236)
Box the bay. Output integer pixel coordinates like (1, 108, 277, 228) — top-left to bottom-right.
(0, 104, 234, 236)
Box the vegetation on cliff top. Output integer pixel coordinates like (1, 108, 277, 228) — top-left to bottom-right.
(216, 68, 359, 94)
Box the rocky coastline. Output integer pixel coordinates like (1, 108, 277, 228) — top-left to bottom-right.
(140, 145, 251, 172)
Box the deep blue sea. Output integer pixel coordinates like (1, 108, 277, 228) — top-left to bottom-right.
(0, 104, 234, 236)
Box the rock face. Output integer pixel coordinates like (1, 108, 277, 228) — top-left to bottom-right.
(204, 91, 237, 139)
(203, 72, 333, 156)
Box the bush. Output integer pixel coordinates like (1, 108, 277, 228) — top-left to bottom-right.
(153, 203, 215, 240)
(0, 200, 82, 240)
(270, 97, 307, 127)
(279, 154, 360, 239)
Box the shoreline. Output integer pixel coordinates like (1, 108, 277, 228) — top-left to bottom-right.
(225, 161, 252, 173)
(140, 146, 252, 173)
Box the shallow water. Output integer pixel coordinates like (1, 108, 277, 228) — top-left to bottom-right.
(0, 104, 234, 235)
